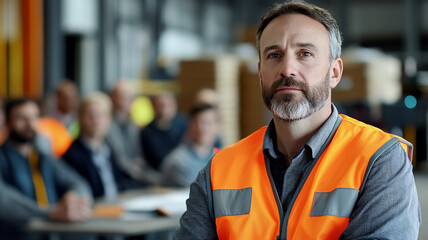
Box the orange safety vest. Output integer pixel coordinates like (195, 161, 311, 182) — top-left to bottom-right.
(210, 114, 412, 240)
(36, 117, 73, 157)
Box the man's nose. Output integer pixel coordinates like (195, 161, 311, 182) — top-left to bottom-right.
(279, 54, 297, 78)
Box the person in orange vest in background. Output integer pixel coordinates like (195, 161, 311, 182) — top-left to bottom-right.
(36, 117, 73, 158)
(174, 1, 421, 240)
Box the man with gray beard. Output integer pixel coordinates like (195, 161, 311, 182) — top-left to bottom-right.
(174, 1, 420, 239)
(262, 74, 330, 122)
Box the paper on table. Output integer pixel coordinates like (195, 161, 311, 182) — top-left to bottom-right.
(122, 189, 190, 216)
(121, 211, 158, 221)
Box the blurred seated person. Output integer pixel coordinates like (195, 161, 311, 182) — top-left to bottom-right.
(194, 88, 223, 149)
(50, 80, 80, 138)
(108, 80, 160, 184)
(62, 92, 143, 199)
(0, 98, 92, 240)
(140, 91, 187, 170)
(161, 104, 220, 187)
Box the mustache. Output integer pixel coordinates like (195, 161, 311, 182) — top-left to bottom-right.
(271, 77, 308, 92)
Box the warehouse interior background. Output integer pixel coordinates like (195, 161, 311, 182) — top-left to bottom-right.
(2, 0, 428, 238)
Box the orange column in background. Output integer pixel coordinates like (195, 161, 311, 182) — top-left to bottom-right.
(22, 0, 43, 99)
(0, 0, 7, 98)
(8, 0, 23, 98)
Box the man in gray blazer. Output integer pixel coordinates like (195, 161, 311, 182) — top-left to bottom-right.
(108, 80, 160, 185)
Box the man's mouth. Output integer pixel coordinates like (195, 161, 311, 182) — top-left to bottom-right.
(275, 86, 302, 93)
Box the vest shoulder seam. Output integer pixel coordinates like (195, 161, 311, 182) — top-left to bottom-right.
(360, 138, 400, 194)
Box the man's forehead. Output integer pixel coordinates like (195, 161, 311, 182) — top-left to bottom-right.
(85, 101, 110, 112)
(260, 14, 329, 48)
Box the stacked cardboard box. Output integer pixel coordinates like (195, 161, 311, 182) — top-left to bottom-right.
(177, 56, 240, 147)
(332, 62, 368, 103)
(333, 53, 402, 106)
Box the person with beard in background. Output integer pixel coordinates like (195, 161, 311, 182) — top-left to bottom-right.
(0, 98, 92, 240)
(174, 1, 420, 239)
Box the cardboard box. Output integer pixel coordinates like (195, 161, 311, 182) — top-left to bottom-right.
(333, 53, 402, 106)
(177, 56, 240, 147)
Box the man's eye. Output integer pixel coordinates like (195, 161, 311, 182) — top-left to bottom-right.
(267, 53, 281, 59)
(299, 51, 312, 57)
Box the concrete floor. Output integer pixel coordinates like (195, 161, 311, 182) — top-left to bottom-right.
(415, 173, 428, 240)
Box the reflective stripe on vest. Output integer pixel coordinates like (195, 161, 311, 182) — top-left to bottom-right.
(210, 114, 412, 240)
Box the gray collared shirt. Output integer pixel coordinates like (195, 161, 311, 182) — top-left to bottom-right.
(161, 142, 214, 187)
(263, 105, 339, 212)
(174, 105, 421, 239)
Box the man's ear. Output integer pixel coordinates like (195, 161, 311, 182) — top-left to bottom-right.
(329, 58, 343, 89)
(258, 61, 262, 85)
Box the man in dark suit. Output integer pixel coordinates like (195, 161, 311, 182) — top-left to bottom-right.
(140, 91, 188, 170)
(0, 98, 92, 240)
(62, 92, 142, 199)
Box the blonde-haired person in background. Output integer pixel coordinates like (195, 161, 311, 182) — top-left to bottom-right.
(62, 92, 143, 200)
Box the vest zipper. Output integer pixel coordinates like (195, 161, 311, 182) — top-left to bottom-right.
(278, 116, 343, 239)
(264, 156, 286, 240)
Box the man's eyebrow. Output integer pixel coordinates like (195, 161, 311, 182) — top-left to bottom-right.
(294, 42, 318, 51)
(262, 43, 318, 55)
(262, 45, 281, 55)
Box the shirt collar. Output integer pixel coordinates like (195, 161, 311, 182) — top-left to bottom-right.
(79, 136, 110, 156)
(263, 104, 340, 160)
(306, 105, 340, 158)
